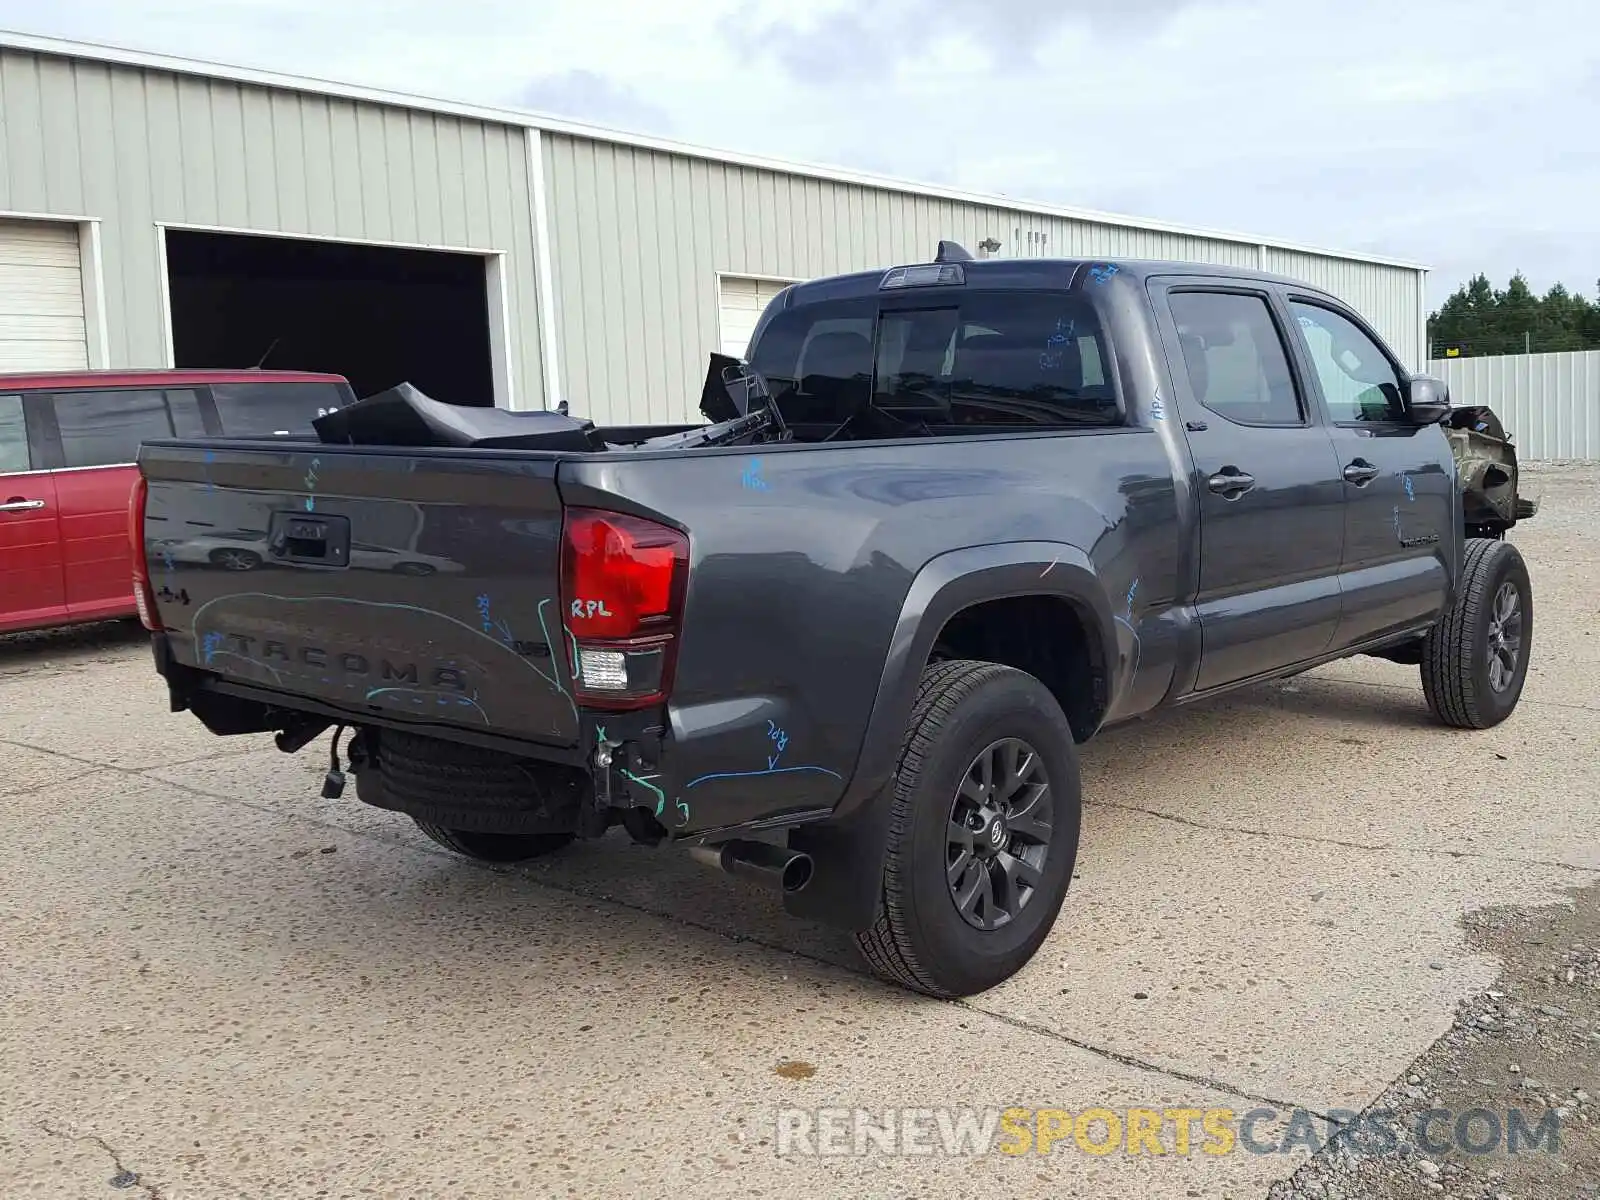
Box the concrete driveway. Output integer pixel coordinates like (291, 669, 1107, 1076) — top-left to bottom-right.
(3, 464, 1596, 1199)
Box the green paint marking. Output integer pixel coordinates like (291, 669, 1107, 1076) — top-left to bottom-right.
(621, 768, 666, 809)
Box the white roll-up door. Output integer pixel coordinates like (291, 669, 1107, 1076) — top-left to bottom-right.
(717, 276, 790, 358)
(0, 219, 89, 371)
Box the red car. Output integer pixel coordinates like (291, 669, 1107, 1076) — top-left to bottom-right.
(0, 369, 356, 635)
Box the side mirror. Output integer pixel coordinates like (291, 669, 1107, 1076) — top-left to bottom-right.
(1406, 374, 1451, 425)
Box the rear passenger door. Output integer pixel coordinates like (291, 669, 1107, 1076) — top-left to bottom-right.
(42, 388, 206, 618)
(0, 392, 66, 631)
(1151, 282, 1347, 692)
(1284, 299, 1455, 649)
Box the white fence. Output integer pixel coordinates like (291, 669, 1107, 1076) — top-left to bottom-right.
(1428, 349, 1600, 460)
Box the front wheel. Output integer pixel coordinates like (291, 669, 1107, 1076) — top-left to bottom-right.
(1421, 537, 1532, 729)
(210, 547, 262, 571)
(853, 659, 1082, 998)
(413, 821, 574, 863)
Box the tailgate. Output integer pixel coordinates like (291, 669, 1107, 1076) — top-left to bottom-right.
(140, 440, 581, 747)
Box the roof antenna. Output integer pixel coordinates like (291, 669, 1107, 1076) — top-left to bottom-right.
(934, 240, 973, 264)
(252, 337, 281, 369)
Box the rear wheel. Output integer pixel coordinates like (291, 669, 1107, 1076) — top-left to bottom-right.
(1421, 537, 1532, 729)
(853, 659, 1082, 998)
(413, 822, 574, 862)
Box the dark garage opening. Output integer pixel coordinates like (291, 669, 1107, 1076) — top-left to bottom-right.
(165, 230, 495, 406)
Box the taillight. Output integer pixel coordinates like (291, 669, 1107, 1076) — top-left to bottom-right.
(128, 475, 162, 632)
(560, 507, 689, 710)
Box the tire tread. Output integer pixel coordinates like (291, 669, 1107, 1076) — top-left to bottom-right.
(1421, 538, 1523, 729)
(853, 659, 1015, 998)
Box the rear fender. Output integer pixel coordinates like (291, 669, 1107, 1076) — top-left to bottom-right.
(784, 541, 1113, 930)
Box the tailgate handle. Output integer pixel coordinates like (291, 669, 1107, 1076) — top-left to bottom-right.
(268, 512, 350, 566)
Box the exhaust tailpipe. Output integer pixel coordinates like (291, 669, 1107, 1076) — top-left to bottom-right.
(689, 839, 813, 893)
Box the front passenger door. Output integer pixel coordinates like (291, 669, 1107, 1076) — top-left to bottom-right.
(1285, 300, 1454, 650)
(1155, 285, 1346, 692)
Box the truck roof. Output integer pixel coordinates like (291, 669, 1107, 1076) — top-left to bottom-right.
(0, 368, 349, 391)
(781, 256, 1334, 308)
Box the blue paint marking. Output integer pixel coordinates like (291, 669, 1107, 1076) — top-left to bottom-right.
(475, 594, 516, 646)
(1088, 264, 1120, 284)
(364, 685, 489, 725)
(1117, 577, 1143, 680)
(190, 643, 285, 684)
(303, 457, 321, 513)
(1403, 473, 1416, 502)
(1039, 317, 1077, 371)
(1150, 395, 1166, 422)
(202, 450, 217, 491)
(200, 631, 224, 665)
(685, 765, 843, 790)
(741, 458, 770, 491)
(765, 719, 790, 770)
(1393, 504, 1404, 542)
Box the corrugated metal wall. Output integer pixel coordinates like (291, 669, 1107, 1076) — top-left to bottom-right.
(0, 48, 544, 407)
(1429, 350, 1600, 460)
(543, 134, 1426, 423)
(0, 42, 1425, 424)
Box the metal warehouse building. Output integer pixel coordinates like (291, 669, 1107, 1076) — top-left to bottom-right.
(0, 30, 1429, 425)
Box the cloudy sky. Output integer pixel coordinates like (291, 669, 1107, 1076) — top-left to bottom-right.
(3, 0, 1595, 306)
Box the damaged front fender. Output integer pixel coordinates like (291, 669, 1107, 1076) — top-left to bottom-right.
(1446, 405, 1537, 532)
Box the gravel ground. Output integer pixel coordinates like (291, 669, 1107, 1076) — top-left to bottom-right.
(1270, 883, 1600, 1200)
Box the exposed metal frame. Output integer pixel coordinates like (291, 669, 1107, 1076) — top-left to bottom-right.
(0, 207, 108, 370)
(151, 220, 513, 406)
(0, 28, 1427, 274)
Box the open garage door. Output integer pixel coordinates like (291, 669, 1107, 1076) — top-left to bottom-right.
(0, 219, 89, 371)
(717, 276, 790, 358)
(165, 230, 495, 406)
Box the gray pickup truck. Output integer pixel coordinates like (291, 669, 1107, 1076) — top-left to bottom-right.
(133, 247, 1535, 998)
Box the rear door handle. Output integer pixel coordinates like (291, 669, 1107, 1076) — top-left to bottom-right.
(1206, 468, 1256, 498)
(1342, 459, 1381, 485)
(0, 498, 45, 512)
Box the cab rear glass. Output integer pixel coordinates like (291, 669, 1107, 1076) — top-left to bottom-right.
(748, 290, 1120, 430)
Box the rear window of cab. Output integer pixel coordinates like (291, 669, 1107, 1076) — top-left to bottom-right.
(748, 290, 1119, 430)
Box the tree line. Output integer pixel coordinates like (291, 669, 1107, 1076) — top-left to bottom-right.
(1428, 273, 1600, 359)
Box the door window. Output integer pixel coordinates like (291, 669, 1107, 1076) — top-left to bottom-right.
(1289, 302, 1406, 423)
(0, 395, 28, 473)
(1168, 291, 1303, 426)
(53, 390, 177, 468)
